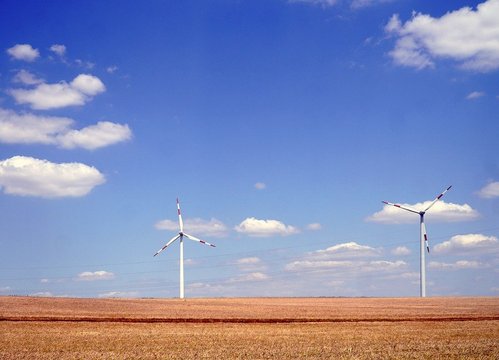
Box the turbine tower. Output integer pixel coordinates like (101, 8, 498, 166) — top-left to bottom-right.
(382, 185, 452, 298)
(153, 198, 216, 299)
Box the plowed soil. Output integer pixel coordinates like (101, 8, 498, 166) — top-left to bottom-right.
(1, 296, 498, 359)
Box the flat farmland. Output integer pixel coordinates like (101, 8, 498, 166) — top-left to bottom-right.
(1, 297, 498, 359)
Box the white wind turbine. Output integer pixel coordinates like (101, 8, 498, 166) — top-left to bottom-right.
(153, 198, 216, 299)
(382, 185, 452, 298)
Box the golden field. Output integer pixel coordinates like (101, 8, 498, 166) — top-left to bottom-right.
(1, 296, 498, 359)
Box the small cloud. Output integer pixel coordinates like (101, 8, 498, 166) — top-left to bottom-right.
(156, 217, 228, 237)
(235, 257, 266, 272)
(429, 260, 485, 270)
(106, 65, 118, 74)
(75, 59, 95, 69)
(391, 246, 411, 256)
(433, 233, 498, 254)
(254, 182, 266, 190)
(288, 0, 338, 7)
(0, 108, 131, 150)
(311, 241, 380, 259)
(40, 279, 49, 283)
(234, 217, 299, 237)
(56, 121, 132, 150)
(307, 223, 322, 231)
(12, 70, 44, 85)
(7, 44, 40, 62)
(0, 286, 11, 293)
(30, 292, 53, 297)
(98, 291, 138, 298)
(285, 260, 355, 271)
(77, 270, 115, 281)
(9, 74, 105, 110)
(477, 181, 499, 199)
(466, 91, 485, 100)
(367, 200, 479, 224)
(364, 260, 407, 272)
(0, 156, 105, 198)
(351, 0, 393, 9)
(236, 257, 261, 265)
(50, 44, 66, 57)
(228, 272, 269, 283)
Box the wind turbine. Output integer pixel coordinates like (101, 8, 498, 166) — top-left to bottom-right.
(382, 185, 452, 298)
(153, 198, 216, 299)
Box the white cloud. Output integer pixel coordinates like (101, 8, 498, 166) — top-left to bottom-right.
(9, 74, 105, 110)
(98, 291, 138, 298)
(385, 0, 499, 72)
(30, 292, 53, 297)
(0, 286, 11, 293)
(364, 260, 407, 272)
(77, 270, 115, 281)
(307, 223, 322, 231)
(57, 121, 132, 150)
(7, 44, 40, 62)
(254, 182, 266, 190)
(234, 217, 299, 237)
(433, 233, 498, 253)
(50, 44, 66, 57)
(429, 260, 485, 270)
(366, 200, 479, 224)
(0, 156, 105, 198)
(75, 59, 95, 69)
(228, 272, 269, 283)
(312, 241, 380, 259)
(236, 257, 261, 265)
(70, 74, 105, 96)
(235, 257, 266, 272)
(466, 91, 486, 99)
(0, 108, 131, 150)
(285, 260, 355, 271)
(391, 246, 411, 256)
(155, 217, 228, 237)
(0, 108, 73, 145)
(351, 0, 393, 9)
(13, 70, 44, 85)
(106, 65, 118, 74)
(478, 181, 499, 198)
(289, 0, 338, 6)
(285, 259, 406, 272)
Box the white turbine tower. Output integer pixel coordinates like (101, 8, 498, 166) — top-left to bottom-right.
(382, 185, 452, 298)
(153, 198, 216, 299)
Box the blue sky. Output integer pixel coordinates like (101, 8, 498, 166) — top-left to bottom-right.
(0, 0, 498, 298)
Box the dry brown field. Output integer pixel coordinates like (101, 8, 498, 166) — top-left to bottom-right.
(1, 296, 498, 359)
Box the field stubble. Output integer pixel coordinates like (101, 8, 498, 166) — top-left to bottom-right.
(0, 296, 498, 359)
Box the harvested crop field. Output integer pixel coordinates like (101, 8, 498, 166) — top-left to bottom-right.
(1, 297, 498, 359)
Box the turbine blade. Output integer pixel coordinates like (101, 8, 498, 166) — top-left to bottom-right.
(422, 221, 429, 253)
(382, 201, 420, 214)
(153, 234, 180, 257)
(183, 233, 216, 247)
(424, 185, 452, 212)
(177, 198, 184, 233)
